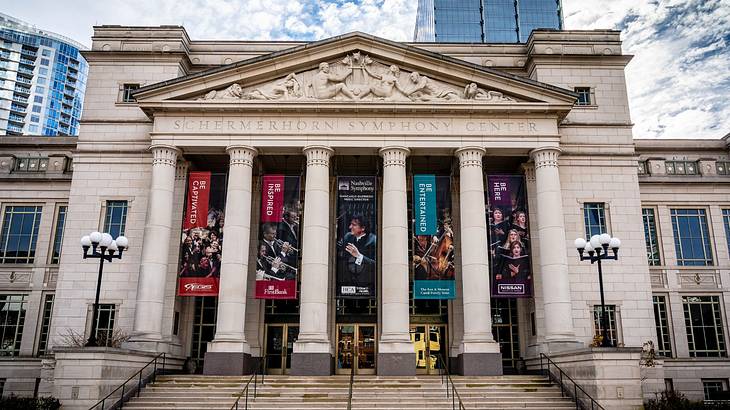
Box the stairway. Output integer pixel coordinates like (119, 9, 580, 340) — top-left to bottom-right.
(123, 374, 579, 409)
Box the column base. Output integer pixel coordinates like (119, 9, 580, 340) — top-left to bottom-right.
(203, 352, 254, 375)
(377, 352, 416, 376)
(290, 352, 333, 375)
(457, 352, 503, 376)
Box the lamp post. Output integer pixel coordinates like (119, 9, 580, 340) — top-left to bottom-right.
(80, 231, 128, 347)
(574, 233, 621, 348)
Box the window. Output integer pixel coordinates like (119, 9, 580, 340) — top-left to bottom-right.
(93, 304, 116, 346)
(683, 296, 726, 357)
(574, 87, 593, 106)
(37, 77, 46, 85)
(643, 208, 662, 266)
(637, 161, 648, 175)
(28, 125, 38, 133)
(0, 294, 28, 356)
(703, 379, 729, 401)
(35, 86, 45, 94)
(717, 162, 730, 175)
(653, 295, 672, 357)
(51, 205, 67, 264)
(41, 49, 51, 57)
(593, 304, 618, 347)
(36, 294, 54, 356)
(39, 67, 48, 76)
(0, 206, 43, 264)
(583, 203, 607, 238)
(30, 115, 39, 123)
(723, 209, 730, 257)
(120, 83, 140, 103)
(671, 209, 713, 266)
(32, 105, 42, 113)
(665, 160, 698, 175)
(40, 58, 49, 66)
(103, 201, 128, 238)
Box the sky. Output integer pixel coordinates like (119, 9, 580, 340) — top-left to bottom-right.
(4, 0, 729, 139)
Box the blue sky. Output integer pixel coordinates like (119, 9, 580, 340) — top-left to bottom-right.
(5, 0, 729, 138)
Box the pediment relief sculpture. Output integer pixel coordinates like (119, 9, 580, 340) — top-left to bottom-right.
(195, 52, 515, 103)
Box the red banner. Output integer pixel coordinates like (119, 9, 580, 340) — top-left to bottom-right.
(178, 277, 219, 296)
(261, 175, 285, 223)
(184, 171, 211, 230)
(255, 280, 297, 299)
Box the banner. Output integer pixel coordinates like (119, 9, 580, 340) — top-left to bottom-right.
(412, 175, 455, 299)
(486, 175, 532, 298)
(255, 175, 300, 299)
(178, 172, 227, 296)
(336, 176, 377, 298)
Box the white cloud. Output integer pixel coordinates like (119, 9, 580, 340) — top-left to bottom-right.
(6, 0, 728, 138)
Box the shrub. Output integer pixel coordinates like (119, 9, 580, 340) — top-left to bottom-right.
(0, 395, 61, 410)
(644, 390, 723, 410)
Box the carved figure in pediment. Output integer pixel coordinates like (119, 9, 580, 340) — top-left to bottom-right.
(310, 62, 356, 100)
(199, 83, 243, 100)
(245, 73, 302, 100)
(358, 64, 405, 99)
(402, 72, 460, 101)
(463, 82, 514, 102)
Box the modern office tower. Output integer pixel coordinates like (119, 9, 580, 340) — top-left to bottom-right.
(0, 13, 88, 136)
(414, 0, 563, 43)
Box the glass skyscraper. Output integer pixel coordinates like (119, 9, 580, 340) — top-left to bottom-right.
(0, 13, 88, 136)
(414, 0, 563, 43)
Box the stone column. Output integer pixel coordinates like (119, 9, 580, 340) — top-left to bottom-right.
(530, 147, 577, 349)
(455, 147, 502, 375)
(131, 145, 181, 348)
(377, 146, 415, 376)
(205, 145, 258, 375)
(291, 146, 335, 376)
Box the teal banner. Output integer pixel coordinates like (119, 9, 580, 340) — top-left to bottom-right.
(414, 280, 455, 299)
(413, 174, 437, 236)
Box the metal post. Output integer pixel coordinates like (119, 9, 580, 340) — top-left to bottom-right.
(245, 388, 249, 409)
(120, 384, 125, 409)
(560, 370, 564, 396)
(86, 254, 106, 347)
(101, 399, 105, 410)
(452, 385, 455, 410)
(596, 256, 611, 347)
(574, 383, 578, 409)
(137, 371, 142, 397)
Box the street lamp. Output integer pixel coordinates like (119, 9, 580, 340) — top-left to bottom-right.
(80, 231, 128, 347)
(574, 233, 621, 348)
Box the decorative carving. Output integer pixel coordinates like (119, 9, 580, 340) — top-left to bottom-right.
(678, 271, 720, 289)
(455, 147, 485, 168)
(226, 145, 257, 167)
(194, 52, 519, 104)
(530, 147, 561, 169)
(379, 146, 409, 167)
(303, 146, 334, 167)
(150, 145, 180, 167)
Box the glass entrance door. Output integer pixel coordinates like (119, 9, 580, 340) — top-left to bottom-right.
(410, 324, 447, 374)
(491, 298, 519, 372)
(264, 324, 299, 374)
(336, 324, 376, 375)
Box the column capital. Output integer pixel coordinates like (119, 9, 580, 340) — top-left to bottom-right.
(175, 161, 189, 181)
(303, 145, 334, 167)
(379, 146, 410, 167)
(150, 144, 181, 167)
(226, 145, 257, 167)
(521, 163, 536, 182)
(455, 146, 486, 168)
(530, 146, 561, 169)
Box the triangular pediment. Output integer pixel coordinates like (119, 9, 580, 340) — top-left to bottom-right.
(133, 32, 577, 115)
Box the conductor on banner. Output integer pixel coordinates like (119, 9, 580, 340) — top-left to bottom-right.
(341, 214, 376, 284)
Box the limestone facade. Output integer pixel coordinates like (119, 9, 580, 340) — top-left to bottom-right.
(0, 26, 727, 407)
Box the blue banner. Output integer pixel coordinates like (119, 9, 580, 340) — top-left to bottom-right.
(413, 174, 437, 235)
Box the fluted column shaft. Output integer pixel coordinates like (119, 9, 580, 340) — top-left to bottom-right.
(456, 147, 499, 351)
(209, 145, 257, 352)
(133, 145, 181, 343)
(530, 147, 576, 343)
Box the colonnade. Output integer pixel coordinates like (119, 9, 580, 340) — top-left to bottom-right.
(131, 144, 576, 375)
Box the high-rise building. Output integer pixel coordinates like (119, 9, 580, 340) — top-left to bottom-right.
(414, 0, 563, 43)
(0, 13, 88, 136)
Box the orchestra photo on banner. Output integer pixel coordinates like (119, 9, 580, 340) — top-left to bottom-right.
(255, 175, 301, 299)
(412, 175, 456, 299)
(336, 176, 377, 298)
(178, 172, 227, 296)
(486, 175, 532, 298)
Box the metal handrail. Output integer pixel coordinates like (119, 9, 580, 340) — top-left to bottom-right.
(346, 359, 355, 410)
(88, 352, 166, 410)
(436, 354, 466, 410)
(539, 353, 604, 410)
(230, 358, 265, 410)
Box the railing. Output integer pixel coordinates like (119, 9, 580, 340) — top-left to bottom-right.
(539, 353, 604, 410)
(88, 352, 166, 410)
(346, 359, 355, 410)
(436, 354, 466, 410)
(230, 358, 266, 410)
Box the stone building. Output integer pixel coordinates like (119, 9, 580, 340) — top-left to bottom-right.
(0, 25, 728, 408)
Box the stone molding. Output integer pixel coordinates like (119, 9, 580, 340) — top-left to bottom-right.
(530, 146, 561, 169)
(521, 163, 536, 181)
(175, 160, 189, 180)
(150, 144, 181, 167)
(379, 146, 410, 167)
(226, 145, 257, 166)
(303, 145, 334, 167)
(455, 146, 486, 168)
